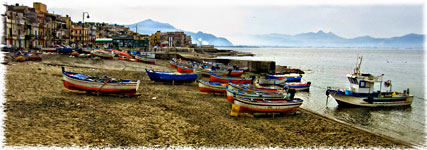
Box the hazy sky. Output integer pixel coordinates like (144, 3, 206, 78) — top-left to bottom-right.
(1, 0, 425, 44)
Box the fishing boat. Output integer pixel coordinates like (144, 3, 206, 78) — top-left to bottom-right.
(170, 60, 178, 68)
(226, 87, 291, 103)
(135, 55, 156, 64)
(62, 67, 140, 95)
(198, 79, 227, 93)
(257, 77, 287, 85)
(93, 49, 114, 59)
(170, 58, 193, 68)
(177, 65, 194, 73)
(211, 69, 244, 77)
(266, 73, 303, 82)
(209, 73, 253, 84)
(229, 82, 286, 94)
(281, 82, 311, 91)
(326, 56, 413, 107)
(145, 68, 198, 83)
(193, 67, 212, 76)
(233, 96, 303, 113)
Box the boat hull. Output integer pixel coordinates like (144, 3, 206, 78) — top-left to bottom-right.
(62, 70, 139, 95)
(258, 77, 287, 85)
(226, 88, 287, 103)
(198, 79, 227, 93)
(284, 82, 311, 91)
(209, 73, 252, 84)
(328, 90, 413, 107)
(266, 73, 302, 82)
(136, 56, 156, 64)
(177, 65, 194, 73)
(146, 69, 197, 83)
(234, 97, 303, 113)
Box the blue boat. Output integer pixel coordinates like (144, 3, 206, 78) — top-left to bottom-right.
(145, 68, 198, 83)
(266, 73, 302, 82)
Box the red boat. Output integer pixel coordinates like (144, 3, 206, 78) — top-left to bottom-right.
(177, 65, 194, 73)
(209, 73, 253, 84)
(62, 67, 140, 95)
(170, 60, 177, 68)
(229, 70, 244, 77)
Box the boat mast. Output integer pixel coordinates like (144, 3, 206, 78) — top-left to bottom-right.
(354, 56, 362, 75)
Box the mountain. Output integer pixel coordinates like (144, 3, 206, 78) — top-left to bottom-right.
(125, 19, 233, 46)
(243, 31, 425, 49)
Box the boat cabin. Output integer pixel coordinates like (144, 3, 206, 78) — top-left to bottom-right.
(346, 73, 381, 94)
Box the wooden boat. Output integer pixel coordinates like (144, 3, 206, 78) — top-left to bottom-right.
(177, 65, 194, 73)
(266, 73, 303, 82)
(209, 73, 253, 84)
(93, 49, 114, 59)
(145, 68, 197, 83)
(211, 69, 244, 77)
(170, 60, 178, 68)
(118, 56, 129, 61)
(229, 82, 286, 94)
(326, 56, 413, 107)
(257, 77, 287, 85)
(226, 87, 290, 103)
(135, 55, 156, 64)
(198, 79, 227, 93)
(233, 96, 303, 113)
(170, 59, 193, 68)
(62, 67, 140, 95)
(282, 82, 311, 91)
(193, 67, 212, 76)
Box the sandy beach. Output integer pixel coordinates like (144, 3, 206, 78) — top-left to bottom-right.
(2, 54, 411, 148)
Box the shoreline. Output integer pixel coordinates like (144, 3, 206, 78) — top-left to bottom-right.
(2, 54, 413, 148)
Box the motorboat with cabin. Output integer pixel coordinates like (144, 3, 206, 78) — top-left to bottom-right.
(326, 56, 413, 107)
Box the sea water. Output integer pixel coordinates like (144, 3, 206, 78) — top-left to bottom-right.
(218, 48, 426, 147)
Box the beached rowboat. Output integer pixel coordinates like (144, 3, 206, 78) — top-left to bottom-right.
(62, 67, 140, 95)
(257, 77, 287, 85)
(93, 49, 114, 59)
(282, 82, 311, 91)
(226, 87, 289, 103)
(198, 79, 227, 93)
(211, 69, 244, 77)
(266, 73, 303, 82)
(145, 68, 197, 83)
(209, 73, 253, 84)
(135, 55, 156, 64)
(177, 65, 194, 73)
(233, 96, 303, 113)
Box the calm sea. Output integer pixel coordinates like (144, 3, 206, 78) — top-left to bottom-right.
(218, 48, 426, 147)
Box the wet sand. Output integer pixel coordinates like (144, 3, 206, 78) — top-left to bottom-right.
(3, 54, 411, 148)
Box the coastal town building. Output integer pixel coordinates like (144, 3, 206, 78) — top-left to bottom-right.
(2, 2, 150, 51)
(150, 31, 192, 48)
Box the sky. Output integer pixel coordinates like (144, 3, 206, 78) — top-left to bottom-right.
(0, 0, 425, 45)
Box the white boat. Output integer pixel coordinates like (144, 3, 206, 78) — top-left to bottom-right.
(233, 96, 303, 113)
(326, 56, 413, 107)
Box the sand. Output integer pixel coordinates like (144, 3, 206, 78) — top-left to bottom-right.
(2, 54, 411, 148)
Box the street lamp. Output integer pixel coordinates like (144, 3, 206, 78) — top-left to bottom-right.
(82, 12, 89, 47)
